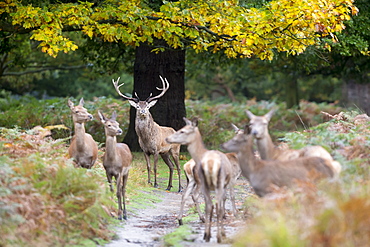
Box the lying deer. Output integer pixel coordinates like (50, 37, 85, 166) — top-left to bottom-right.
(112, 76, 182, 192)
(166, 117, 235, 243)
(221, 125, 335, 197)
(67, 98, 98, 169)
(98, 111, 132, 220)
(246, 109, 341, 176)
(177, 152, 240, 226)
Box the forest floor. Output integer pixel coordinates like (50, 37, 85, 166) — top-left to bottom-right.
(103, 176, 254, 247)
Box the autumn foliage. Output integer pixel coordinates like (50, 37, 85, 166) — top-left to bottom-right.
(0, 0, 358, 59)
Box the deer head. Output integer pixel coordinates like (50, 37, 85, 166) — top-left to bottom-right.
(68, 98, 93, 124)
(246, 109, 275, 139)
(112, 75, 169, 119)
(98, 111, 123, 136)
(221, 124, 250, 153)
(166, 117, 199, 145)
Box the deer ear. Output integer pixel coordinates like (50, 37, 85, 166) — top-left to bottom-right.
(147, 100, 157, 108)
(191, 117, 199, 127)
(128, 100, 138, 108)
(183, 117, 192, 126)
(245, 110, 255, 119)
(111, 111, 117, 120)
(79, 98, 85, 106)
(231, 123, 240, 133)
(98, 111, 106, 123)
(265, 109, 276, 121)
(67, 99, 74, 109)
(243, 124, 251, 135)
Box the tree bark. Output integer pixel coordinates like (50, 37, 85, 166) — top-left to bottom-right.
(123, 42, 186, 151)
(285, 75, 299, 108)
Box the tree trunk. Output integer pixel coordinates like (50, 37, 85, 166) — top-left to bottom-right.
(123, 42, 186, 151)
(285, 75, 299, 108)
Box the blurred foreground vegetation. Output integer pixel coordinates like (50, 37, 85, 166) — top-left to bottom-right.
(1, 95, 369, 246)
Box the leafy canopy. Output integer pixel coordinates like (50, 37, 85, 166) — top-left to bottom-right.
(1, 0, 358, 59)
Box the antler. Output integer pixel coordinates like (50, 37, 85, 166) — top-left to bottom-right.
(112, 77, 139, 102)
(147, 75, 170, 103)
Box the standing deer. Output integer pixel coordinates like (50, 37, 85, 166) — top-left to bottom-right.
(67, 98, 98, 169)
(99, 111, 132, 220)
(177, 143, 241, 225)
(246, 109, 341, 176)
(221, 125, 335, 197)
(166, 117, 235, 243)
(112, 76, 182, 192)
(178, 152, 240, 226)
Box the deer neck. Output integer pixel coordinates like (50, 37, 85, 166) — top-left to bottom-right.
(255, 133, 275, 160)
(105, 135, 118, 160)
(238, 135, 258, 179)
(74, 122, 87, 150)
(135, 114, 156, 134)
(187, 129, 208, 165)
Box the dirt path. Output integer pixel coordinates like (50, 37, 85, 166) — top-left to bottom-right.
(103, 177, 253, 247)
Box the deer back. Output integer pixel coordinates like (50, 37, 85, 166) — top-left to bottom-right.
(201, 150, 232, 191)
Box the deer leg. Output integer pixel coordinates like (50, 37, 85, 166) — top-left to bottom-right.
(116, 173, 123, 220)
(229, 180, 237, 217)
(203, 194, 213, 242)
(177, 178, 195, 225)
(121, 172, 129, 220)
(192, 183, 205, 223)
(153, 153, 159, 188)
(202, 180, 213, 242)
(160, 153, 174, 191)
(216, 188, 226, 243)
(143, 153, 152, 186)
(170, 150, 183, 192)
(106, 173, 114, 193)
(192, 165, 205, 222)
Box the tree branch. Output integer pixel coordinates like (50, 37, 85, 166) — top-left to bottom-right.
(2, 65, 87, 76)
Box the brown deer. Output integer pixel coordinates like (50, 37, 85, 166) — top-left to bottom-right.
(221, 125, 335, 197)
(246, 109, 341, 176)
(98, 111, 132, 220)
(166, 117, 235, 243)
(112, 76, 182, 192)
(177, 152, 240, 226)
(67, 98, 98, 169)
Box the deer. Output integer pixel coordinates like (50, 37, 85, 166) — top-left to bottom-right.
(67, 98, 98, 169)
(112, 76, 182, 192)
(177, 152, 240, 226)
(98, 110, 132, 220)
(246, 109, 342, 176)
(166, 117, 235, 243)
(221, 124, 335, 197)
(177, 124, 241, 226)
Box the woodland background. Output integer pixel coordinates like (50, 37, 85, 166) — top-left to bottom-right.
(1, 0, 370, 246)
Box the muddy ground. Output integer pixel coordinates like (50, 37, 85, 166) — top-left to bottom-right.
(103, 177, 254, 247)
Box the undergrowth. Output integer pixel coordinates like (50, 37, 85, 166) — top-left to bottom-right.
(1, 95, 369, 246)
(0, 96, 343, 149)
(0, 128, 116, 247)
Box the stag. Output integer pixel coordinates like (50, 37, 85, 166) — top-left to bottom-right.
(99, 111, 132, 220)
(67, 98, 98, 169)
(112, 76, 182, 192)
